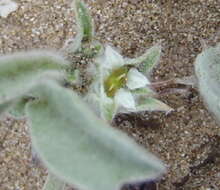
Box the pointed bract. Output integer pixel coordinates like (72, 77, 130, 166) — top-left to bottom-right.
(131, 87, 156, 97)
(126, 45, 161, 75)
(136, 97, 173, 112)
(75, 0, 94, 42)
(103, 45, 124, 70)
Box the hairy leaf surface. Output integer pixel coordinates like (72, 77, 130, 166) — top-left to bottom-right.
(0, 51, 67, 104)
(27, 81, 165, 190)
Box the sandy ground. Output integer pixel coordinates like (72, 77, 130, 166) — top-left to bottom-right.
(0, 0, 220, 190)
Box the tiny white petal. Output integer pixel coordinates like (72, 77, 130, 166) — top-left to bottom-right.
(126, 68, 150, 90)
(0, 0, 18, 18)
(103, 45, 124, 69)
(114, 89, 135, 110)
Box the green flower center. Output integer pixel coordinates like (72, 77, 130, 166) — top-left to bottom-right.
(104, 66, 129, 97)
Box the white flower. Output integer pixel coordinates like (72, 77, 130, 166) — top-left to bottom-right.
(102, 46, 150, 110)
(94, 45, 152, 119)
(87, 45, 172, 121)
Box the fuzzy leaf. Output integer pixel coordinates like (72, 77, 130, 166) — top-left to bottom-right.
(43, 173, 65, 190)
(75, 0, 94, 42)
(66, 69, 80, 85)
(131, 87, 155, 97)
(62, 34, 83, 53)
(102, 100, 117, 122)
(136, 97, 173, 112)
(0, 51, 68, 104)
(8, 97, 29, 118)
(27, 81, 165, 190)
(126, 45, 161, 74)
(195, 44, 220, 122)
(0, 101, 13, 116)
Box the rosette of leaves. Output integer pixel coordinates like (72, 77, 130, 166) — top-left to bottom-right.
(0, 50, 165, 190)
(86, 45, 172, 121)
(195, 43, 220, 122)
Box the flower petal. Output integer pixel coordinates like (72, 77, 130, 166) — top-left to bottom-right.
(114, 89, 135, 110)
(103, 45, 124, 70)
(126, 68, 150, 90)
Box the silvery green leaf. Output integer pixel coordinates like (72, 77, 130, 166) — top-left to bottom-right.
(0, 51, 67, 104)
(75, 0, 94, 42)
(98, 84, 117, 121)
(0, 101, 13, 116)
(136, 97, 173, 112)
(8, 97, 28, 118)
(62, 34, 83, 53)
(131, 87, 155, 97)
(27, 81, 165, 190)
(80, 41, 103, 58)
(126, 45, 161, 74)
(91, 41, 104, 56)
(66, 69, 80, 85)
(43, 173, 65, 190)
(126, 68, 150, 90)
(102, 100, 117, 121)
(84, 92, 101, 117)
(195, 44, 220, 122)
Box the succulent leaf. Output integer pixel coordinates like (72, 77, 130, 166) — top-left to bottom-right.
(27, 81, 165, 190)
